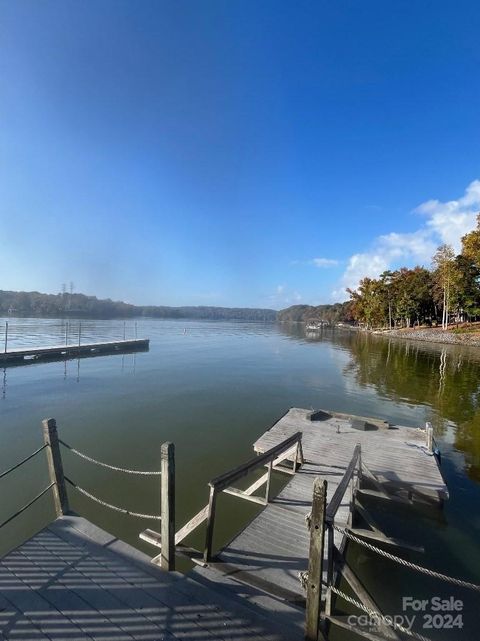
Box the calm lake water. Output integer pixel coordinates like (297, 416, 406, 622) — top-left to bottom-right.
(1, 318, 479, 638)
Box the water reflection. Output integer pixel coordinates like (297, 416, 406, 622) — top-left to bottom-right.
(4, 318, 480, 485)
(1, 350, 140, 399)
(280, 324, 480, 482)
(1, 317, 479, 640)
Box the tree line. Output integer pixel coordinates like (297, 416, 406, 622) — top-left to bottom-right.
(277, 303, 353, 324)
(0, 290, 277, 321)
(349, 215, 480, 329)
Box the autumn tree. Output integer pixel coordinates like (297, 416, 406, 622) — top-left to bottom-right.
(348, 277, 387, 329)
(432, 244, 458, 329)
(461, 213, 480, 267)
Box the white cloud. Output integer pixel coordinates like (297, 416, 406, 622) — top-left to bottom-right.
(415, 179, 480, 251)
(311, 257, 339, 268)
(334, 178, 480, 300)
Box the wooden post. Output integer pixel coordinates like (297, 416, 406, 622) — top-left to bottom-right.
(203, 485, 217, 563)
(357, 444, 363, 484)
(305, 478, 327, 641)
(298, 439, 305, 465)
(78, 322, 81, 348)
(123, 321, 126, 340)
(294, 441, 299, 472)
(160, 442, 175, 571)
(425, 422, 433, 454)
(4, 322, 8, 354)
(324, 524, 334, 618)
(265, 460, 273, 503)
(65, 321, 68, 346)
(42, 418, 69, 517)
(350, 443, 361, 524)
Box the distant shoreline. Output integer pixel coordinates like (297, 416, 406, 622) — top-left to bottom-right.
(1, 314, 278, 323)
(371, 326, 480, 348)
(0, 289, 278, 322)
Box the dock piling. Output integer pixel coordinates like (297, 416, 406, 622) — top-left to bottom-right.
(42, 418, 69, 517)
(265, 460, 273, 503)
(305, 478, 327, 641)
(160, 442, 175, 571)
(426, 422, 434, 453)
(4, 322, 8, 354)
(203, 486, 217, 563)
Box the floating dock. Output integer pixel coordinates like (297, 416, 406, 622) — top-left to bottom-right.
(0, 409, 455, 641)
(0, 338, 149, 364)
(188, 408, 448, 635)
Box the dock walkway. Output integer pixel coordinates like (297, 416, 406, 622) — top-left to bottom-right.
(0, 409, 450, 641)
(0, 514, 303, 641)
(192, 408, 448, 606)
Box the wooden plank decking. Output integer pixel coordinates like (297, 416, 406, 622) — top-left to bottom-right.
(0, 408, 449, 641)
(0, 339, 149, 364)
(192, 408, 448, 607)
(0, 514, 304, 641)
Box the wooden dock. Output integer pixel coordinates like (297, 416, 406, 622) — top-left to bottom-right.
(0, 339, 149, 364)
(0, 410, 453, 641)
(193, 408, 447, 592)
(0, 514, 302, 641)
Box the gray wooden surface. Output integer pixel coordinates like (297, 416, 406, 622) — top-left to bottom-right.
(0, 409, 448, 640)
(0, 515, 303, 640)
(0, 339, 149, 363)
(254, 408, 448, 503)
(196, 408, 448, 604)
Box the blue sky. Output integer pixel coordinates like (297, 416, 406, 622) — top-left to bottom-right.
(1, 1, 479, 309)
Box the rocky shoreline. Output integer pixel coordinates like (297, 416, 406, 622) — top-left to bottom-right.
(371, 327, 480, 347)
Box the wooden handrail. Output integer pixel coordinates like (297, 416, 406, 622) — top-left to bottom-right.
(203, 432, 303, 562)
(305, 445, 361, 640)
(209, 431, 303, 491)
(326, 444, 361, 522)
(142, 432, 305, 565)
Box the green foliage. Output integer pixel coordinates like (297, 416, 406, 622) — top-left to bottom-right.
(0, 290, 277, 321)
(343, 232, 480, 329)
(461, 214, 480, 267)
(344, 331, 480, 481)
(277, 302, 353, 324)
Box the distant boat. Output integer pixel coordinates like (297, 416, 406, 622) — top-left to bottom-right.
(305, 321, 328, 331)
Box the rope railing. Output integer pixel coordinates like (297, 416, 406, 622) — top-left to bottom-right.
(0, 444, 48, 480)
(59, 439, 161, 475)
(328, 585, 433, 641)
(0, 482, 55, 531)
(304, 442, 478, 641)
(64, 476, 161, 520)
(0, 442, 53, 530)
(332, 523, 480, 592)
(0, 419, 171, 573)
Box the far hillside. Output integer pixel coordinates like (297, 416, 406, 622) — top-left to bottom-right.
(0, 290, 278, 321)
(278, 303, 353, 324)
